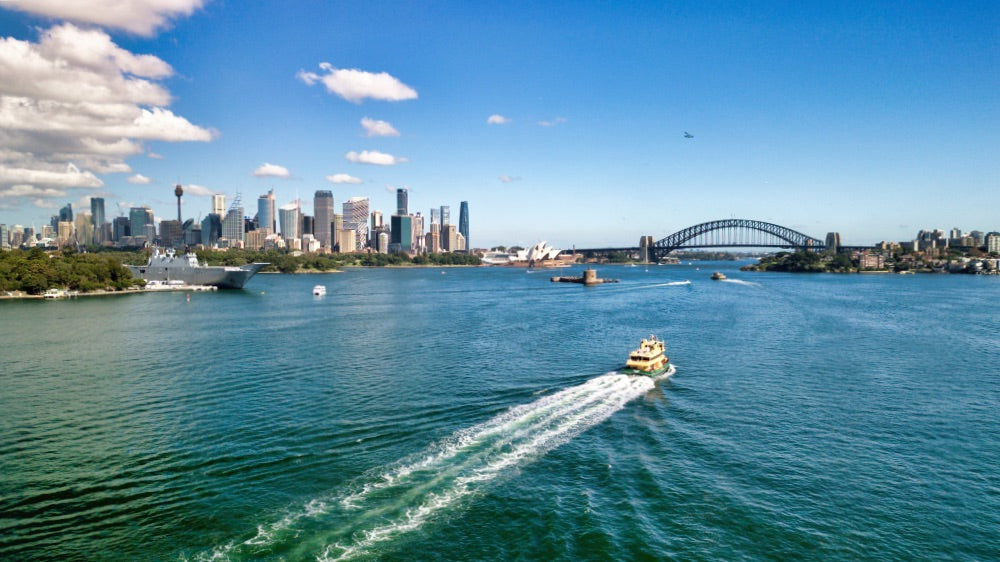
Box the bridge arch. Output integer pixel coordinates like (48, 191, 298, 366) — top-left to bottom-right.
(650, 219, 824, 260)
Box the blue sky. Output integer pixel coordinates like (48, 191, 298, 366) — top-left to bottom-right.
(0, 1, 997, 248)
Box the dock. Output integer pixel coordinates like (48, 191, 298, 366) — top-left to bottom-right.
(551, 268, 619, 285)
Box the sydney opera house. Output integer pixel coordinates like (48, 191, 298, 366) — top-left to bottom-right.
(481, 241, 569, 267)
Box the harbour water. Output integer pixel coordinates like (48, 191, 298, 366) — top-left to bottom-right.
(2, 263, 998, 560)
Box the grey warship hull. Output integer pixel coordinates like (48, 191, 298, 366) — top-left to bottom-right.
(128, 250, 268, 289)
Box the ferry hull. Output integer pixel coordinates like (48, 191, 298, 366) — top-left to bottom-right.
(622, 363, 675, 379)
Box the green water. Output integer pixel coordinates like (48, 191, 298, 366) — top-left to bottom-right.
(2, 264, 998, 560)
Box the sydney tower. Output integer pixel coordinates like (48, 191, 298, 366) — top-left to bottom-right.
(174, 184, 183, 223)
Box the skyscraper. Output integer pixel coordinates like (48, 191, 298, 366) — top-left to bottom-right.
(390, 214, 413, 253)
(279, 201, 300, 240)
(59, 203, 73, 223)
(343, 197, 369, 250)
(396, 188, 408, 215)
(439, 205, 450, 227)
(129, 207, 152, 241)
(458, 201, 469, 249)
(0, 224, 8, 249)
(258, 190, 276, 234)
(314, 190, 334, 248)
(211, 194, 226, 216)
(222, 195, 243, 243)
(90, 197, 106, 244)
(113, 216, 130, 241)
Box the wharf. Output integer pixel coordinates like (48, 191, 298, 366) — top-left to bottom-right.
(551, 268, 619, 285)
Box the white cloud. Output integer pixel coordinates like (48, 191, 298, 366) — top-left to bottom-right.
(499, 175, 522, 183)
(3, 0, 205, 37)
(345, 150, 406, 166)
(0, 183, 68, 199)
(253, 163, 291, 178)
(326, 173, 362, 184)
(538, 117, 567, 127)
(0, 24, 213, 211)
(128, 173, 152, 184)
(361, 117, 400, 137)
(487, 114, 510, 125)
(184, 183, 218, 196)
(147, 152, 164, 159)
(297, 63, 418, 103)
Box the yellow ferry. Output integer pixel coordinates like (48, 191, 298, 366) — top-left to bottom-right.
(622, 335, 675, 378)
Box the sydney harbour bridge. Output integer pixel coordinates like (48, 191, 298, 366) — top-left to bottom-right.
(573, 218, 867, 262)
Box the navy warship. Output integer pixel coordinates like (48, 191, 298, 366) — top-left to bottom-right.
(128, 248, 268, 289)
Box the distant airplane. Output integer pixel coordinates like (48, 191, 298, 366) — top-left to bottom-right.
(684, 131, 694, 138)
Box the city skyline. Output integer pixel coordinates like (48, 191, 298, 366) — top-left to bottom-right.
(0, 2, 997, 248)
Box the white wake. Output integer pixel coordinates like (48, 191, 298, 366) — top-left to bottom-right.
(201, 373, 655, 561)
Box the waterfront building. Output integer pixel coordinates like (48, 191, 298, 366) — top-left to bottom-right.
(390, 214, 413, 253)
(201, 213, 222, 247)
(987, 232, 1000, 254)
(314, 190, 334, 249)
(279, 201, 300, 240)
(211, 194, 226, 217)
(397, 188, 408, 216)
(90, 197, 106, 244)
(459, 201, 469, 249)
(257, 190, 276, 233)
(343, 197, 369, 250)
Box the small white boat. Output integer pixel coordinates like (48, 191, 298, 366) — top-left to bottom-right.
(313, 285, 326, 296)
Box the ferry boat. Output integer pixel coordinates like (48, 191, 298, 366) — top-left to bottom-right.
(710, 271, 726, 280)
(622, 335, 675, 378)
(127, 248, 268, 289)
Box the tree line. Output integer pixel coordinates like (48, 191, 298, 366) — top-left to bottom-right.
(0, 247, 141, 294)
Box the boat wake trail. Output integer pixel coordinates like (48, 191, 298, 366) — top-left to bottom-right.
(201, 374, 654, 561)
(722, 278, 761, 287)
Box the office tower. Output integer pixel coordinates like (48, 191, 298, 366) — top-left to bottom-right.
(129, 207, 152, 241)
(441, 224, 458, 252)
(439, 205, 450, 227)
(314, 190, 334, 248)
(390, 214, 413, 252)
(279, 201, 300, 240)
(74, 213, 93, 244)
(371, 210, 383, 231)
(396, 188, 408, 215)
(212, 194, 226, 216)
(258, 190, 276, 234)
(343, 197, 369, 250)
(301, 215, 314, 236)
(90, 197, 106, 243)
(59, 203, 73, 223)
(222, 195, 243, 243)
(0, 224, 8, 249)
(158, 220, 183, 247)
(430, 207, 440, 226)
(412, 212, 424, 253)
(57, 221, 73, 245)
(201, 214, 222, 246)
(174, 185, 184, 223)
(113, 216, 130, 241)
(459, 201, 469, 249)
